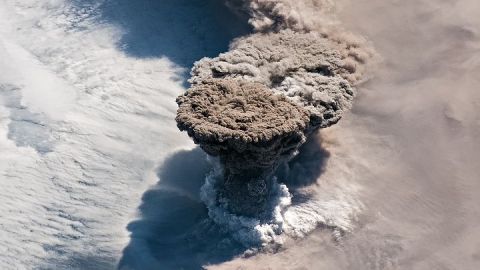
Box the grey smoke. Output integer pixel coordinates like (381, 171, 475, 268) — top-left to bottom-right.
(176, 0, 374, 217)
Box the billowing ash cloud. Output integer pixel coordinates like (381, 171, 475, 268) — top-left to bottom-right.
(176, 0, 374, 220)
(177, 79, 309, 215)
(190, 29, 370, 129)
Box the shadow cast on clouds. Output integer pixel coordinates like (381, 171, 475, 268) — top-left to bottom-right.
(74, 0, 250, 68)
(119, 135, 330, 269)
(277, 134, 331, 190)
(119, 148, 247, 270)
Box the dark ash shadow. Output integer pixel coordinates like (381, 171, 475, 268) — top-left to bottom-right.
(276, 133, 331, 190)
(118, 148, 247, 270)
(119, 135, 331, 269)
(73, 0, 250, 68)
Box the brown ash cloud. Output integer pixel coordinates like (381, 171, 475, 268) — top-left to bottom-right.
(190, 29, 371, 129)
(175, 0, 374, 217)
(176, 79, 309, 215)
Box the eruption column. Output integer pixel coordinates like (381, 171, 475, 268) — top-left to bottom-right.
(176, 79, 310, 216)
(175, 0, 374, 219)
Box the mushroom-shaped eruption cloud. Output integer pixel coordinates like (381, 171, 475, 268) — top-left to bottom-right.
(190, 30, 367, 130)
(176, 79, 310, 216)
(175, 0, 374, 232)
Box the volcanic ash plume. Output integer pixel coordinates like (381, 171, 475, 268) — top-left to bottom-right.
(190, 29, 370, 129)
(177, 79, 309, 215)
(176, 0, 374, 223)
